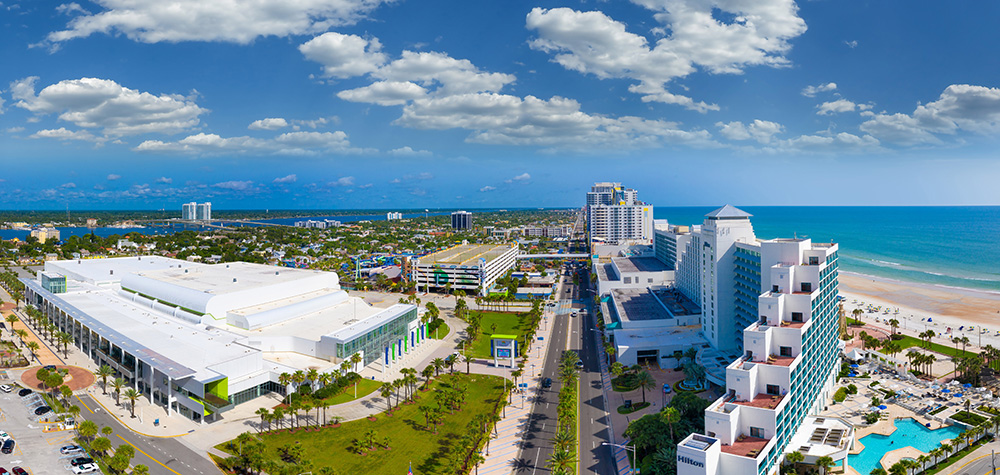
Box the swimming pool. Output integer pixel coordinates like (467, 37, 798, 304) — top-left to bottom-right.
(848, 418, 963, 475)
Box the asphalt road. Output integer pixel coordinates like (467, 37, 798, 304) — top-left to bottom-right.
(512, 274, 575, 474)
(72, 394, 220, 475)
(577, 271, 616, 475)
(945, 448, 1000, 475)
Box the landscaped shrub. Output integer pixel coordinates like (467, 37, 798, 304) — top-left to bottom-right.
(612, 373, 640, 392)
(952, 411, 988, 426)
(833, 387, 848, 403)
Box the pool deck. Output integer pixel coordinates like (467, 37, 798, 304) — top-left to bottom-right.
(846, 415, 960, 475)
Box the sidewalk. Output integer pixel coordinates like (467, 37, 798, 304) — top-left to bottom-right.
(477, 289, 565, 474)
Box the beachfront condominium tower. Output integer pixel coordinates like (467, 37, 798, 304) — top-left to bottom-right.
(196, 202, 212, 221)
(586, 182, 653, 244)
(699, 205, 757, 352)
(677, 237, 840, 475)
(182, 202, 196, 220)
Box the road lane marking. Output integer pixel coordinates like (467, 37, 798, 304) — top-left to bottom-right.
(75, 395, 93, 414)
(116, 434, 183, 475)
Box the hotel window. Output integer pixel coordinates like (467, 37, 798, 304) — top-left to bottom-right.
(801, 282, 812, 292)
(791, 312, 803, 322)
(780, 346, 792, 357)
(750, 426, 764, 438)
(766, 384, 780, 395)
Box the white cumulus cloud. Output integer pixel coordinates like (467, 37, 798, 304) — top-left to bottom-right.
(525, 3, 807, 112)
(300, 32, 386, 78)
(716, 120, 783, 144)
(388, 146, 432, 156)
(801, 82, 837, 97)
(817, 98, 870, 115)
(248, 118, 288, 131)
(860, 84, 1000, 145)
(47, 0, 391, 44)
(480, 185, 496, 192)
(13, 76, 206, 137)
(107, 174, 121, 180)
(330, 176, 355, 187)
(273, 174, 297, 184)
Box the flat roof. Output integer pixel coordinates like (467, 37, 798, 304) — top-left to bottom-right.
(612, 257, 669, 273)
(133, 261, 326, 295)
(417, 244, 515, 267)
(47, 256, 187, 284)
(24, 278, 245, 380)
(611, 288, 699, 322)
(615, 326, 706, 348)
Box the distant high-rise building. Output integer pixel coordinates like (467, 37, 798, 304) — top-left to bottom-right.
(586, 182, 652, 243)
(451, 211, 472, 230)
(196, 202, 212, 221)
(182, 202, 196, 220)
(31, 227, 60, 244)
(387, 212, 404, 221)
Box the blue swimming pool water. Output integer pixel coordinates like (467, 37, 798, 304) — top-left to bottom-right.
(848, 418, 963, 475)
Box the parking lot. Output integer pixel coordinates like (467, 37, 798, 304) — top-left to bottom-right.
(0, 385, 93, 474)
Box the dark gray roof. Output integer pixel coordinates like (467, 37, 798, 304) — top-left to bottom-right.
(705, 204, 752, 219)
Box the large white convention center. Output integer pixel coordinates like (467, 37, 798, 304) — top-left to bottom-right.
(23, 257, 422, 423)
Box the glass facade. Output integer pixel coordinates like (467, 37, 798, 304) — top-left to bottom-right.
(654, 232, 677, 269)
(335, 307, 418, 365)
(733, 246, 761, 349)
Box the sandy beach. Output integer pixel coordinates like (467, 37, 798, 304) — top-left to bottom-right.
(839, 271, 1000, 347)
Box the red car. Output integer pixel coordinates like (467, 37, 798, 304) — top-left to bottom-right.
(11, 468, 25, 475)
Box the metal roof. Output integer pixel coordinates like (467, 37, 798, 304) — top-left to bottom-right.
(705, 204, 752, 219)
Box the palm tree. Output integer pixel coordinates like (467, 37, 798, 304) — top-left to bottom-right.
(255, 408, 270, 433)
(57, 331, 73, 357)
(888, 319, 899, 336)
(815, 455, 834, 475)
(350, 352, 363, 373)
(547, 449, 575, 475)
(95, 365, 113, 395)
(784, 451, 804, 469)
(553, 429, 575, 452)
(4, 314, 17, 332)
(380, 383, 393, 411)
(661, 406, 680, 441)
(25, 341, 39, 363)
(14, 329, 26, 347)
(123, 388, 141, 418)
(110, 378, 126, 405)
(869, 468, 887, 475)
(636, 370, 655, 404)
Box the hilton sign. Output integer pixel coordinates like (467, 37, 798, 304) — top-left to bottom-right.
(677, 456, 705, 468)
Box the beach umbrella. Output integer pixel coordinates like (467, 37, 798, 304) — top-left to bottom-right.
(942, 388, 951, 393)
(878, 405, 888, 410)
(954, 393, 963, 398)
(963, 383, 972, 388)
(850, 364, 860, 368)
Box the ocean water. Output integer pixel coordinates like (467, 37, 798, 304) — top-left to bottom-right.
(654, 206, 1000, 293)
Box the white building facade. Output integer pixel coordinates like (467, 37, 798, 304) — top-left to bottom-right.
(412, 244, 518, 295)
(586, 182, 653, 244)
(677, 237, 841, 475)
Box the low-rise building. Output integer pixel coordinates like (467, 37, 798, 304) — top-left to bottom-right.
(24, 256, 424, 424)
(412, 244, 517, 295)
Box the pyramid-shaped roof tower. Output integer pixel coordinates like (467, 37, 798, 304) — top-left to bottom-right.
(704, 204, 752, 219)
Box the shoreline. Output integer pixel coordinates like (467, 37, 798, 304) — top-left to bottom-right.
(840, 270, 1000, 298)
(839, 271, 1000, 335)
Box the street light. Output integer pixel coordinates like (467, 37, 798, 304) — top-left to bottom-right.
(602, 442, 636, 474)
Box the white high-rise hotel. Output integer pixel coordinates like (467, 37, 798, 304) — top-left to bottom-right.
(663, 206, 841, 475)
(586, 182, 653, 243)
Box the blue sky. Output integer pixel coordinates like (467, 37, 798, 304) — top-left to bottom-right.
(3, 0, 1000, 210)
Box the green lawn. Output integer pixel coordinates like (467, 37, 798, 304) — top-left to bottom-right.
(222, 373, 505, 475)
(324, 378, 382, 405)
(893, 335, 974, 358)
(428, 320, 450, 340)
(469, 311, 529, 358)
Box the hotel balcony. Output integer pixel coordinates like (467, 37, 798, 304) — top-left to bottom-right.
(720, 434, 771, 459)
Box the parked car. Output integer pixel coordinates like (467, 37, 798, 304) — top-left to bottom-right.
(0, 431, 10, 442)
(16, 389, 31, 397)
(1, 439, 14, 454)
(34, 406, 51, 416)
(0, 467, 8, 474)
(71, 457, 95, 466)
(72, 464, 99, 474)
(575, 361, 584, 369)
(0, 385, 10, 393)
(542, 377, 552, 388)
(9, 468, 23, 475)
(61, 444, 85, 455)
